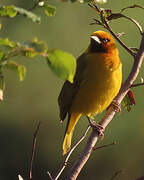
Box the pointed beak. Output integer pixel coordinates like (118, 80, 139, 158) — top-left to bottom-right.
(91, 36, 101, 44)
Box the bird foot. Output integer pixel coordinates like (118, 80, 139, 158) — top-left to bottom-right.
(94, 124, 104, 139)
(111, 100, 121, 113)
(87, 116, 104, 138)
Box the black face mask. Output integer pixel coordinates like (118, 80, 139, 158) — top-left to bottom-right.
(90, 38, 106, 53)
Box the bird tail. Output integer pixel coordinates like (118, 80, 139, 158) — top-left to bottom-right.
(62, 113, 81, 155)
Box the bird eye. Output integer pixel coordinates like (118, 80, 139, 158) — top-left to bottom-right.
(102, 38, 110, 44)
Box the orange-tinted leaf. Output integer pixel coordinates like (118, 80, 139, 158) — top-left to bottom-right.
(127, 89, 136, 105)
(121, 89, 135, 111)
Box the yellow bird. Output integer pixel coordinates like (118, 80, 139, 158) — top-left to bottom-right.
(58, 31, 122, 155)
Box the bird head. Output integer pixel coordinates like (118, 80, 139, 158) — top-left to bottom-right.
(89, 31, 117, 53)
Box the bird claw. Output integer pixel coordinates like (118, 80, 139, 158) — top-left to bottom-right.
(94, 124, 104, 139)
(87, 116, 104, 139)
(111, 100, 121, 113)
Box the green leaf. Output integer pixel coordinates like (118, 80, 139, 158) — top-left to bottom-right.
(14, 7, 41, 23)
(0, 5, 17, 18)
(22, 38, 48, 58)
(44, 4, 56, 16)
(0, 51, 5, 61)
(24, 51, 38, 58)
(3, 61, 26, 81)
(18, 65, 26, 81)
(0, 38, 17, 48)
(0, 5, 41, 23)
(47, 49, 76, 83)
(24, 38, 47, 52)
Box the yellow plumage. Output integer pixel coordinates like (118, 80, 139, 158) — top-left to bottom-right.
(58, 31, 122, 155)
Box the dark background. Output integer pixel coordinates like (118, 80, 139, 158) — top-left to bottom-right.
(0, 0, 144, 179)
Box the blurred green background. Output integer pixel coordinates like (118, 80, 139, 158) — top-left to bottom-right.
(0, 0, 144, 179)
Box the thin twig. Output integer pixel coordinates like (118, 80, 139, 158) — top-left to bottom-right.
(29, 120, 42, 180)
(1, 48, 23, 65)
(52, 126, 90, 180)
(47, 171, 53, 180)
(131, 82, 144, 88)
(103, 21, 136, 57)
(120, 4, 144, 13)
(18, 175, 24, 180)
(93, 141, 116, 151)
(110, 169, 125, 180)
(88, 3, 101, 14)
(117, 32, 125, 38)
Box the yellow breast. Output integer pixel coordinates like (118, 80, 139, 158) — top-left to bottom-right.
(70, 53, 122, 116)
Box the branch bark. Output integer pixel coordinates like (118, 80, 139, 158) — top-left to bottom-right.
(131, 82, 144, 88)
(66, 31, 144, 179)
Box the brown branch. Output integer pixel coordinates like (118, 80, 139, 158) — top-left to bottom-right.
(93, 141, 116, 151)
(66, 128, 99, 180)
(131, 82, 144, 88)
(29, 120, 41, 180)
(66, 30, 144, 180)
(120, 4, 144, 13)
(103, 20, 136, 57)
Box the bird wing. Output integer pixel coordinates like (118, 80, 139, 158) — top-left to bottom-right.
(58, 53, 87, 122)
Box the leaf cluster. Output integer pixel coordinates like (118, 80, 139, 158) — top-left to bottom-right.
(0, 2, 56, 23)
(0, 2, 76, 100)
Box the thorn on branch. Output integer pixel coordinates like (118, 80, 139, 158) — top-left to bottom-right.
(117, 32, 126, 38)
(29, 120, 42, 180)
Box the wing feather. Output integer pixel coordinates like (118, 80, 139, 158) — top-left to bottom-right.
(58, 53, 87, 122)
